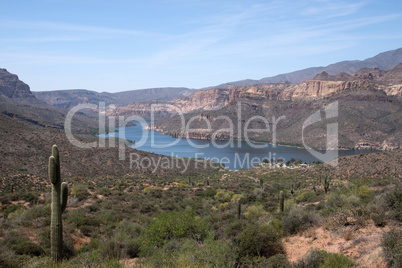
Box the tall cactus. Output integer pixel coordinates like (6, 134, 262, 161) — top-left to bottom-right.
(259, 178, 264, 189)
(49, 145, 68, 262)
(237, 200, 241, 220)
(279, 191, 285, 213)
(323, 177, 330, 194)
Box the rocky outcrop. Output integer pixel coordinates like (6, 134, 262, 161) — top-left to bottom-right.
(287, 80, 376, 100)
(0, 69, 35, 100)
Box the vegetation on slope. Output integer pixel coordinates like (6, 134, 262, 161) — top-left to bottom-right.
(0, 149, 400, 267)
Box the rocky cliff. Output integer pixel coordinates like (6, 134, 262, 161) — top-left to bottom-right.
(117, 65, 401, 118)
(0, 69, 36, 100)
(136, 65, 402, 151)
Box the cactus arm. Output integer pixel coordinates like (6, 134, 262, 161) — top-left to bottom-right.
(49, 156, 57, 184)
(237, 201, 241, 220)
(52, 145, 60, 181)
(279, 191, 285, 213)
(61, 182, 68, 214)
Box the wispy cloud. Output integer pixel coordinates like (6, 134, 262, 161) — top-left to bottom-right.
(0, 19, 149, 35)
(300, 0, 368, 19)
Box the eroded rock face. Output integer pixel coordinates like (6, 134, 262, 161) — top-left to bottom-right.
(288, 80, 376, 100)
(0, 69, 34, 99)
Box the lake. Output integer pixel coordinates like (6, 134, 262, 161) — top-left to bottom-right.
(100, 122, 377, 170)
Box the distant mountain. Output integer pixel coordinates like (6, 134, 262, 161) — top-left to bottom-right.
(0, 69, 210, 177)
(225, 48, 402, 86)
(146, 64, 402, 150)
(33, 87, 196, 109)
(0, 68, 37, 102)
(0, 68, 97, 132)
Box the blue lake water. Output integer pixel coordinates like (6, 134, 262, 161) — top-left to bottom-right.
(100, 122, 377, 170)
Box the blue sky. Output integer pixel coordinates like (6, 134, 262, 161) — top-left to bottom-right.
(1, 0, 402, 92)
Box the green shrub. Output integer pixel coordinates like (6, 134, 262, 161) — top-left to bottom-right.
(296, 191, 316, 203)
(124, 239, 140, 258)
(63, 248, 122, 267)
(384, 183, 402, 221)
(371, 212, 386, 227)
(100, 239, 122, 259)
(139, 237, 236, 267)
(66, 209, 88, 227)
(235, 223, 284, 258)
(1, 204, 23, 218)
(13, 240, 45, 256)
(99, 187, 111, 196)
(382, 230, 402, 268)
(283, 207, 320, 235)
(3, 230, 44, 257)
(244, 204, 268, 222)
(0, 247, 25, 268)
(356, 185, 372, 200)
(320, 252, 354, 267)
(113, 220, 143, 258)
(21, 204, 51, 225)
(263, 254, 292, 267)
(140, 211, 209, 255)
(295, 250, 353, 268)
(201, 189, 217, 198)
(215, 189, 233, 203)
(71, 184, 91, 201)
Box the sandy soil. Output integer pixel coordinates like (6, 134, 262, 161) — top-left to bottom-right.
(282, 222, 396, 267)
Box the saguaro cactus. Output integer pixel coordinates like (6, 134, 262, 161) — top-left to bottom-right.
(279, 191, 285, 213)
(259, 178, 264, 189)
(237, 200, 241, 220)
(323, 177, 330, 194)
(49, 145, 68, 262)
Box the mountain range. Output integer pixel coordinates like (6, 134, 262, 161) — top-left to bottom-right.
(33, 87, 195, 109)
(223, 47, 402, 86)
(30, 48, 402, 109)
(1, 48, 402, 156)
(0, 69, 211, 177)
(144, 63, 402, 150)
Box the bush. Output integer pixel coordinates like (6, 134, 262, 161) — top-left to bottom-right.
(382, 230, 402, 268)
(0, 247, 25, 268)
(356, 185, 373, 200)
(201, 189, 216, 198)
(215, 189, 233, 203)
(66, 209, 88, 227)
(320, 252, 354, 267)
(283, 207, 321, 235)
(21, 204, 51, 226)
(139, 237, 236, 268)
(371, 212, 386, 227)
(4, 231, 45, 257)
(244, 204, 268, 222)
(384, 183, 402, 221)
(124, 239, 140, 258)
(13, 240, 45, 256)
(235, 223, 284, 258)
(140, 211, 209, 255)
(113, 220, 143, 258)
(71, 184, 91, 201)
(265, 254, 292, 267)
(296, 191, 316, 203)
(295, 250, 353, 268)
(1, 204, 23, 218)
(100, 239, 123, 259)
